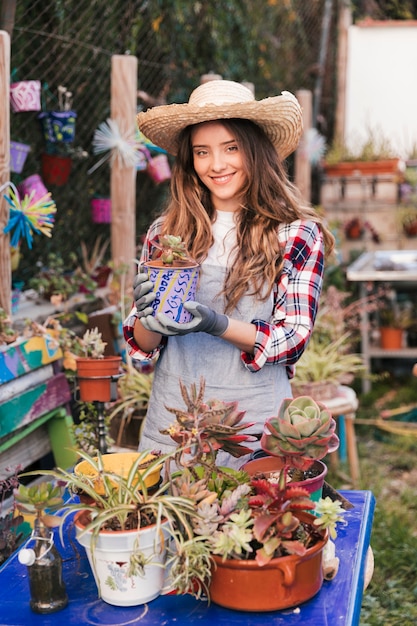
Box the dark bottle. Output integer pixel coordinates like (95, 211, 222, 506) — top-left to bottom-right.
(18, 519, 68, 614)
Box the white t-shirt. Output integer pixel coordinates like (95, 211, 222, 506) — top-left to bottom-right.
(206, 211, 237, 267)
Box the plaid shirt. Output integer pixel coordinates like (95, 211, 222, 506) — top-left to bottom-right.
(124, 217, 324, 378)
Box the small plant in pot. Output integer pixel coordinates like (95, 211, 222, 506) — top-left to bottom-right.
(75, 327, 122, 403)
(143, 234, 200, 323)
(14, 482, 68, 614)
(24, 449, 212, 607)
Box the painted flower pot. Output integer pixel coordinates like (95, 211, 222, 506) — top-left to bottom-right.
(10, 141, 31, 173)
(243, 455, 327, 504)
(209, 511, 328, 612)
(41, 153, 72, 186)
(76, 356, 122, 402)
(144, 261, 200, 323)
(74, 511, 169, 607)
(91, 197, 111, 223)
(10, 80, 41, 112)
(38, 110, 77, 143)
(17, 174, 49, 202)
(147, 154, 171, 183)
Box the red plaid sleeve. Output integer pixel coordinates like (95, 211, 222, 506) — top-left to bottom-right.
(241, 220, 325, 376)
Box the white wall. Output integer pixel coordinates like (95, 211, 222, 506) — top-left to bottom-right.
(345, 21, 417, 158)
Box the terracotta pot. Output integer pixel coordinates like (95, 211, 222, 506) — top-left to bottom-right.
(76, 356, 122, 402)
(209, 511, 328, 611)
(379, 326, 404, 350)
(242, 456, 327, 504)
(144, 260, 200, 323)
(324, 158, 401, 177)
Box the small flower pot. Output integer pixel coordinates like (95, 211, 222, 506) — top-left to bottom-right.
(147, 154, 171, 183)
(74, 511, 169, 606)
(144, 260, 200, 323)
(17, 174, 49, 202)
(76, 356, 122, 402)
(379, 327, 404, 350)
(10, 141, 31, 174)
(91, 197, 111, 223)
(243, 455, 327, 504)
(38, 110, 77, 143)
(10, 80, 41, 112)
(41, 153, 72, 186)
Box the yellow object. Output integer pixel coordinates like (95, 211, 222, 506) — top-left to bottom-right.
(74, 452, 161, 494)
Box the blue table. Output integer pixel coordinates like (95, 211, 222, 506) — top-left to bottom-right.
(0, 490, 375, 626)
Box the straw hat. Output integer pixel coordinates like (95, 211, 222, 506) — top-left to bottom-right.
(137, 80, 303, 159)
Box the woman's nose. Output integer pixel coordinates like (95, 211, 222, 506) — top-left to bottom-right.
(210, 151, 227, 171)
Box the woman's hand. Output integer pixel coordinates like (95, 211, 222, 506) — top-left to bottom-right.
(140, 301, 229, 337)
(133, 272, 156, 318)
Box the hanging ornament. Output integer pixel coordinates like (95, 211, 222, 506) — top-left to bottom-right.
(1, 182, 56, 249)
(88, 118, 144, 174)
(299, 128, 327, 166)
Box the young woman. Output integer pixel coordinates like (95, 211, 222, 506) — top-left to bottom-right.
(124, 80, 334, 468)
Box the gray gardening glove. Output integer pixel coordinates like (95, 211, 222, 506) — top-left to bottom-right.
(140, 301, 229, 337)
(133, 272, 156, 318)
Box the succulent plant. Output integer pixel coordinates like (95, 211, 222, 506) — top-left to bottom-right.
(260, 396, 339, 470)
(162, 377, 257, 470)
(151, 234, 196, 266)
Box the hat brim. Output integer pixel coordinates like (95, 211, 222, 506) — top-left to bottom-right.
(137, 93, 303, 159)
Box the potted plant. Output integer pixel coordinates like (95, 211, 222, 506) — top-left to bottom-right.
(14, 482, 68, 613)
(0, 466, 30, 569)
(162, 380, 345, 611)
(144, 234, 200, 323)
(323, 132, 402, 177)
(0, 308, 18, 345)
(398, 206, 417, 237)
(23, 449, 212, 607)
(74, 327, 122, 403)
(378, 293, 414, 350)
(108, 357, 154, 448)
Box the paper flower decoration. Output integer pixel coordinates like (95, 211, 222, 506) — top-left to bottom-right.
(88, 118, 145, 174)
(2, 183, 56, 249)
(299, 128, 327, 166)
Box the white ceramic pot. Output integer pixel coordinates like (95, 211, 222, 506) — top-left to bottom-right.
(75, 512, 169, 606)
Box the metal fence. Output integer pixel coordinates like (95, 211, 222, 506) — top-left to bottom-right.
(7, 0, 339, 280)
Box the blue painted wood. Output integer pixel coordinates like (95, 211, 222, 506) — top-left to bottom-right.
(0, 490, 375, 626)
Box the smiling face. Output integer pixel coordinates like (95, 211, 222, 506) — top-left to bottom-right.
(191, 120, 248, 212)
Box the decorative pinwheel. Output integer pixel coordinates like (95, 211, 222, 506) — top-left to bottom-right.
(2, 183, 56, 249)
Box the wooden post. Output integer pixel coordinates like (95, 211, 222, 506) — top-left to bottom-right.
(294, 89, 312, 203)
(334, 2, 351, 142)
(0, 30, 11, 314)
(110, 55, 138, 292)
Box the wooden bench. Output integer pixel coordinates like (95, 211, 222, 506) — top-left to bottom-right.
(0, 335, 77, 478)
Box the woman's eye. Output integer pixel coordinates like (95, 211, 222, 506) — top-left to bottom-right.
(227, 144, 238, 152)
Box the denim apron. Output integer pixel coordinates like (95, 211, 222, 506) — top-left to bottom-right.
(139, 262, 291, 469)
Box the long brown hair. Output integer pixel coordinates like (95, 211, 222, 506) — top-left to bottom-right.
(160, 118, 334, 314)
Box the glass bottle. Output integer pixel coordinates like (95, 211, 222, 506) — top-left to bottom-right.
(18, 518, 68, 613)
